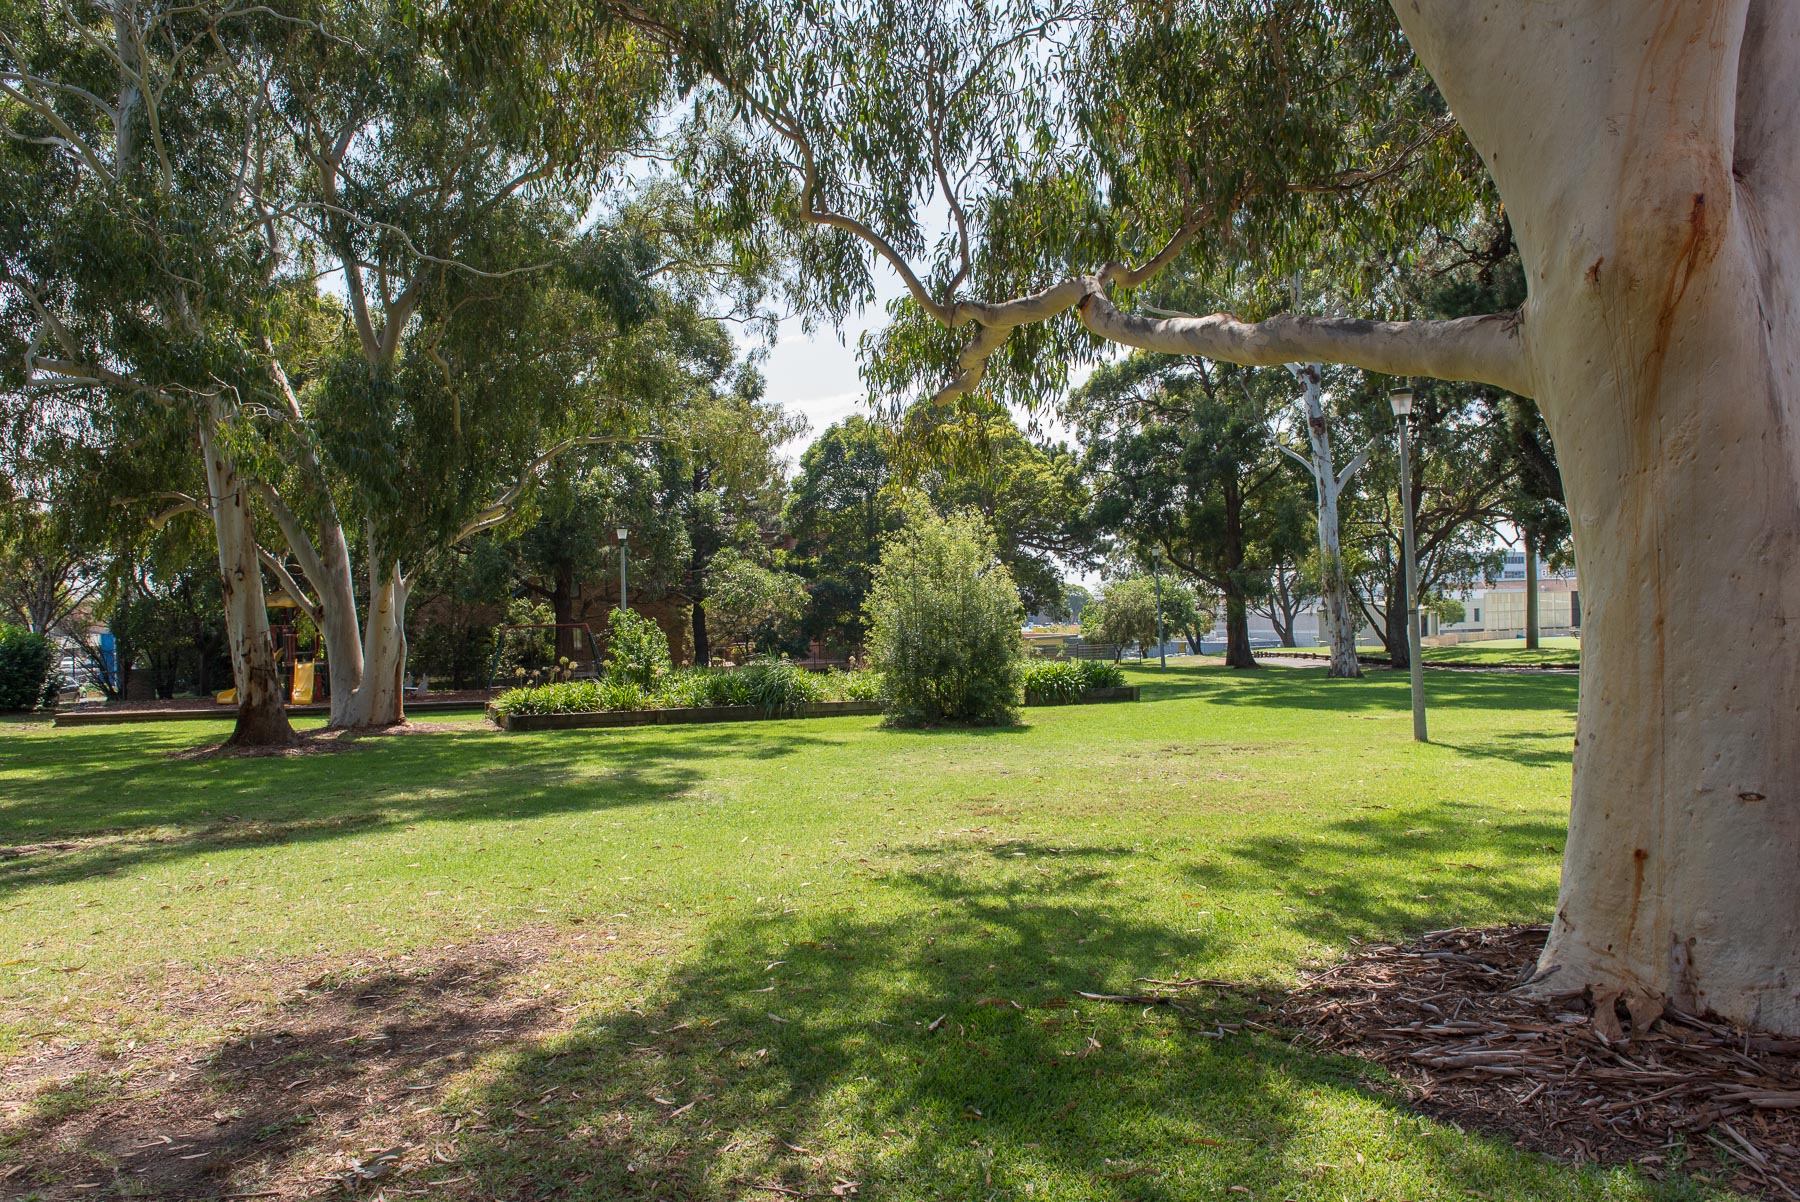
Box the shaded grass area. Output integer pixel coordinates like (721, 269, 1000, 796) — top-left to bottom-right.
(1424, 637, 1582, 666)
(0, 665, 1738, 1198)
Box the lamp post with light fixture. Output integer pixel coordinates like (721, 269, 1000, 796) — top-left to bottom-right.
(617, 527, 629, 611)
(1389, 387, 1427, 742)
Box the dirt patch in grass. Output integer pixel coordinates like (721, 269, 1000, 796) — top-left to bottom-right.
(0, 926, 593, 1200)
(1273, 925, 1800, 1201)
(0, 840, 85, 861)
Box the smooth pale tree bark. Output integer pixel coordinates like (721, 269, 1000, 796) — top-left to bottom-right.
(1068, 2, 1800, 1032)
(198, 408, 297, 748)
(1280, 364, 1367, 678)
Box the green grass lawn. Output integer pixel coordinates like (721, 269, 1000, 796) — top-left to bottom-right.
(0, 665, 1737, 1200)
(1275, 638, 1581, 667)
(1423, 637, 1582, 666)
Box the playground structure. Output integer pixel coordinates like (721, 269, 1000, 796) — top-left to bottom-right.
(214, 619, 324, 706)
(486, 622, 604, 689)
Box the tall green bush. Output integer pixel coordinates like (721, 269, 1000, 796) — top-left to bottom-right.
(864, 505, 1023, 727)
(0, 624, 57, 711)
(606, 608, 671, 689)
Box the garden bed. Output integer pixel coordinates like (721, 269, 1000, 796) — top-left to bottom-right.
(490, 686, 1137, 732)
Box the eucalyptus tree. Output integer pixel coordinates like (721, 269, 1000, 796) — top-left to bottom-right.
(1336, 373, 1510, 668)
(787, 410, 1087, 648)
(0, 473, 92, 637)
(1494, 395, 1570, 649)
(1251, 550, 1316, 650)
(1275, 364, 1368, 675)
(216, 1, 684, 728)
(900, 405, 1093, 614)
(661, 329, 801, 666)
(785, 416, 901, 651)
(589, 0, 1800, 1030)
(704, 549, 808, 659)
(1, 0, 301, 744)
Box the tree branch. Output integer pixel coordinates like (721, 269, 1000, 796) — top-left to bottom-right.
(1335, 447, 1372, 491)
(256, 548, 322, 623)
(1076, 290, 1534, 397)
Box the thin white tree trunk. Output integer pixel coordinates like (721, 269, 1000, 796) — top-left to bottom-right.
(199, 407, 295, 748)
(1285, 365, 1365, 679)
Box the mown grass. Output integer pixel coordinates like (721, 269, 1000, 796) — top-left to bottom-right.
(0, 665, 1739, 1199)
(1424, 637, 1582, 666)
(1277, 638, 1581, 667)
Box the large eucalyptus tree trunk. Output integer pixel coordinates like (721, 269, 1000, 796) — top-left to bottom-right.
(334, 557, 411, 728)
(1400, 0, 1800, 1033)
(199, 411, 296, 748)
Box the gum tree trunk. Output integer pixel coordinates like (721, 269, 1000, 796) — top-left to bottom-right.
(1286, 364, 1367, 678)
(1402, 0, 1800, 1032)
(336, 555, 411, 728)
(199, 410, 296, 748)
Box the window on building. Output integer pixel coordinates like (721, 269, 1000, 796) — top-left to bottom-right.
(1473, 607, 1481, 622)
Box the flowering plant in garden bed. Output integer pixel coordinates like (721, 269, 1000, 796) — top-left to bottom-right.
(1020, 658, 1125, 704)
(488, 662, 886, 721)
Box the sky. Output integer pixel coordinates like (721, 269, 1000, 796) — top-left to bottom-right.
(744, 270, 1090, 466)
(741, 285, 897, 465)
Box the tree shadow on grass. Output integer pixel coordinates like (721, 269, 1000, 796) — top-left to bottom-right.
(1181, 801, 1566, 951)
(0, 931, 580, 1199)
(0, 724, 842, 900)
(1436, 728, 1580, 769)
(1132, 663, 1579, 716)
(439, 858, 1684, 1202)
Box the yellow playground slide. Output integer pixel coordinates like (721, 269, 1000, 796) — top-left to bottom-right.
(214, 663, 316, 706)
(290, 661, 315, 704)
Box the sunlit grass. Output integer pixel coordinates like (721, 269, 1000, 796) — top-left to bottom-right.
(0, 664, 1737, 1199)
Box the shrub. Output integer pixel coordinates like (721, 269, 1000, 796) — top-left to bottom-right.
(1075, 659, 1125, 690)
(606, 608, 671, 689)
(488, 678, 651, 719)
(489, 660, 871, 722)
(0, 624, 56, 712)
(864, 505, 1023, 727)
(653, 667, 724, 709)
(1020, 659, 1085, 705)
(833, 668, 886, 701)
(734, 657, 827, 713)
(1021, 657, 1126, 703)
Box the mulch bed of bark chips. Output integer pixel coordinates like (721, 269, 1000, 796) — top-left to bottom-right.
(1273, 924, 1800, 1199)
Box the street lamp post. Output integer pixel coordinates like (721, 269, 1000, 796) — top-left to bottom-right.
(1153, 547, 1166, 669)
(1389, 387, 1427, 742)
(616, 527, 629, 611)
